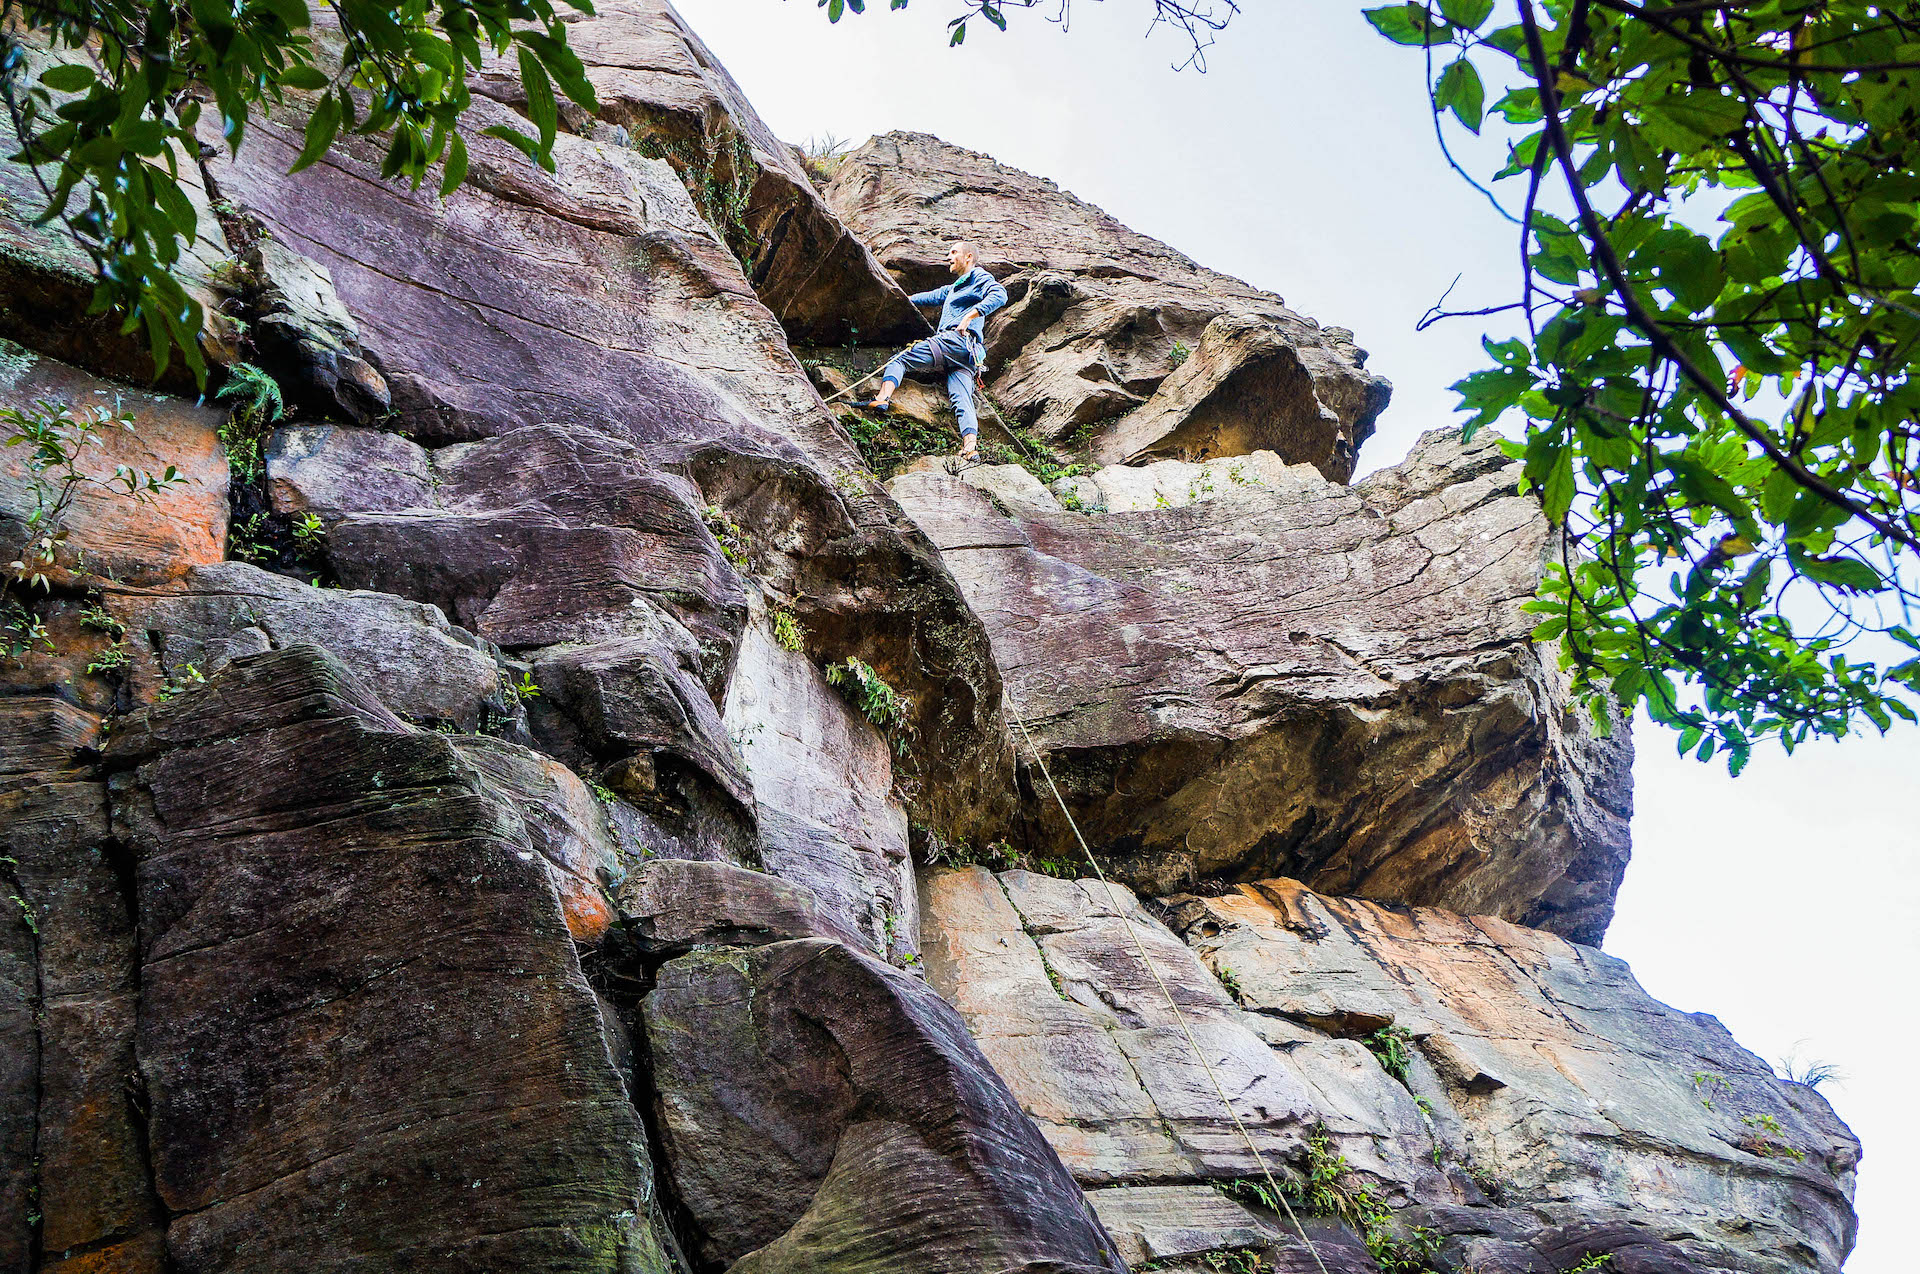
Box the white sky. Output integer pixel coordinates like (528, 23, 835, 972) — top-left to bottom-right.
(675, 3, 1918, 1268)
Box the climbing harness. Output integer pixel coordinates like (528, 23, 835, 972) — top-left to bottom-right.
(825, 308, 1052, 468)
(1002, 698, 1334, 1274)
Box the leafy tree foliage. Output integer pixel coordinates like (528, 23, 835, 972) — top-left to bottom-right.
(0, 0, 598, 381)
(854, 0, 1920, 769)
(1361, 0, 1920, 770)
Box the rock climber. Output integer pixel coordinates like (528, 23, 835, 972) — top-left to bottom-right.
(856, 241, 1008, 463)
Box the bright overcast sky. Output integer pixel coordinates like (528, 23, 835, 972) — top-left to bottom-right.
(676, 3, 1918, 1268)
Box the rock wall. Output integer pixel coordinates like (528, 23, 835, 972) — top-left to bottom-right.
(920, 868, 1857, 1274)
(888, 430, 1632, 944)
(0, 4, 1856, 1273)
(824, 132, 1391, 480)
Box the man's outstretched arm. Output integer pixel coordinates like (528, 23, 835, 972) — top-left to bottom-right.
(908, 283, 952, 307)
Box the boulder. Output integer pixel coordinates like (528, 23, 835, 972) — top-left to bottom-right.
(489, 0, 923, 344)
(921, 867, 1860, 1274)
(0, 347, 229, 587)
(527, 633, 757, 861)
(612, 858, 864, 954)
(824, 132, 1391, 480)
(265, 424, 435, 519)
(242, 239, 390, 423)
(892, 427, 1632, 943)
(453, 735, 630, 942)
(1163, 880, 1862, 1274)
(323, 422, 748, 676)
(99, 561, 507, 729)
(104, 646, 677, 1273)
(641, 937, 1126, 1273)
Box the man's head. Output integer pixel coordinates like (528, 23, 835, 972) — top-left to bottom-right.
(947, 241, 977, 277)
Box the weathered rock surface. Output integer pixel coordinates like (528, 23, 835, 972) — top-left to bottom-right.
(0, 346, 229, 587)
(825, 132, 1391, 479)
(643, 936, 1126, 1273)
(0, 4, 1863, 1271)
(1168, 880, 1860, 1274)
(106, 647, 677, 1272)
(230, 238, 390, 425)
(613, 858, 865, 954)
(504, 0, 923, 344)
(723, 606, 918, 957)
(0, 703, 165, 1274)
(921, 867, 1859, 1274)
(99, 560, 507, 729)
(894, 428, 1632, 942)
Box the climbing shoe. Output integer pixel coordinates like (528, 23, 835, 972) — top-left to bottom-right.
(850, 398, 892, 414)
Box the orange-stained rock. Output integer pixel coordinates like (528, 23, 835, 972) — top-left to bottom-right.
(0, 347, 228, 586)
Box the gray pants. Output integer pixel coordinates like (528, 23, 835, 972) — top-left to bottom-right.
(882, 330, 981, 440)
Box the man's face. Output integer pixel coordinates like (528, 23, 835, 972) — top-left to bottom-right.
(948, 245, 974, 277)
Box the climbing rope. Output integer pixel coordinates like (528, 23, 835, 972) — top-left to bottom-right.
(822, 310, 1053, 467)
(835, 292, 1332, 1272)
(1004, 689, 1332, 1274)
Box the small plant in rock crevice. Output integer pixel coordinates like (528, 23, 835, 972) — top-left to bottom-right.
(1690, 1071, 1732, 1111)
(1288, 1128, 1442, 1274)
(290, 512, 326, 551)
(1562, 1254, 1614, 1274)
(154, 662, 206, 702)
(1216, 966, 1245, 1002)
(1738, 1113, 1806, 1162)
(772, 607, 806, 653)
(501, 669, 541, 706)
(1364, 1024, 1417, 1088)
(214, 363, 285, 483)
(702, 504, 751, 570)
(825, 656, 914, 755)
(3, 596, 52, 666)
(1168, 338, 1191, 368)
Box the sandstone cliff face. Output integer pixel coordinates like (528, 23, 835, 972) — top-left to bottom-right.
(824, 132, 1392, 480)
(0, 4, 1856, 1273)
(920, 868, 1857, 1274)
(889, 430, 1632, 944)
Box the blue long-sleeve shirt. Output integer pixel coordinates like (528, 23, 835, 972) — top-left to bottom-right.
(910, 266, 1008, 341)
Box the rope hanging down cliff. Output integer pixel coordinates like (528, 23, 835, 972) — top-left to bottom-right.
(1002, 699, 1333, 1274)
(826, 247, 1331, 1272)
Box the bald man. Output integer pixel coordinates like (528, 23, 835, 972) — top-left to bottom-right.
(858, 241, 1008, 462)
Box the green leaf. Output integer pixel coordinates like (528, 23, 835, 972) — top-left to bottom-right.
(1439, 0, 1493, 31)
(279, 64, 330, 92)
(950, 20, 966, 45)
(288, 91, 340, 174)
(481, 123, 544, 166)
(440, 132, 469, 198)
(1790, 551, 1884, 594)
(1434, 58, 1486, 133)
(1363, 4, 1451, 47)
(39, 64, 97, 93)
(518, 47, 558, 159)
(1542, 441, 1576, 523)
(827, 0, 845, 21)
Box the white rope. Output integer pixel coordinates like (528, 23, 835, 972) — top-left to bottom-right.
(1003, 699, 1332, 1274)
(837, 295, 1331, 1270)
